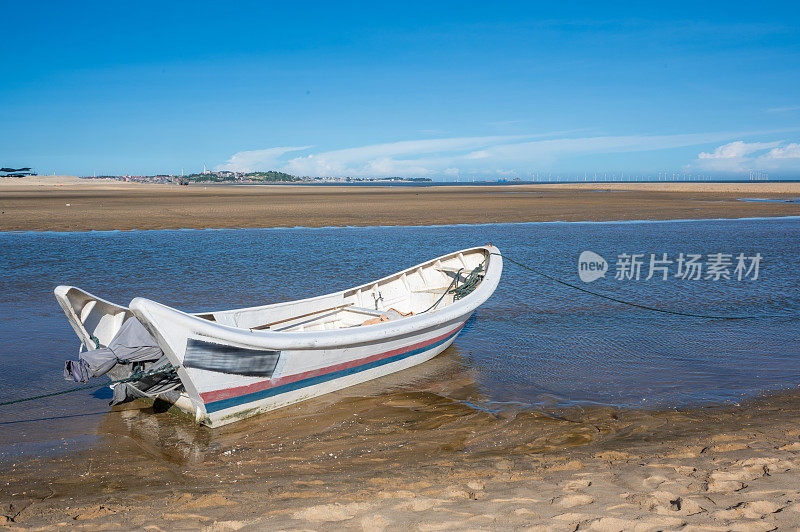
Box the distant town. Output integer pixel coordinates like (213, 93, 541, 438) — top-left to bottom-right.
(79, 170, 433, 185)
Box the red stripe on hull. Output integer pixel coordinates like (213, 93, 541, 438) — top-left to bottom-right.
(199, 322, 466, 404)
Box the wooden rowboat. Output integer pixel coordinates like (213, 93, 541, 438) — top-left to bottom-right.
(55, 245, 502, 427)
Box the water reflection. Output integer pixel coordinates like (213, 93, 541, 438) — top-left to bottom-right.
(96, 345, 480, 466)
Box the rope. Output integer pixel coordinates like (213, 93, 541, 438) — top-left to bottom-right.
(421, 258, 488, 313)
(421, 268, 463, 313)
(0, 364, 177, 407)
(493, 252, 782, 320)
(452, 262, 485, 300)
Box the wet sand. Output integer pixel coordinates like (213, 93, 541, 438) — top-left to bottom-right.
(3, 351, 800, 531)
(1, 179, 799, 231)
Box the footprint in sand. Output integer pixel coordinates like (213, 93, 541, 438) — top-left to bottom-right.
(588, 516, 685, 531)
(552, 511, 592, 522)
(710, 442, 749, 453)
(393, 497, 439, 512)
(360, 513, 390, 531)
(706, 479, 747, 493)
(561, 478, 592, 490)
(550, 460, 584, 471)
(666, 445, 705, 458)
(292, 502, 372, 522)
(643, 475, 669, 489)
(72, 505, 116, 521)
(183, 494, 235, 509)
(649, 490, 705, 516)
(556, 494, 595, 508)
(712, 433, 745, 443)
(594, 451, 635, 461)
(712, 500, 783, 520)
(704, 457, 789, 493)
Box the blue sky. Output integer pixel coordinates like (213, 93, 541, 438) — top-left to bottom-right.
(1, 1, 799, 179)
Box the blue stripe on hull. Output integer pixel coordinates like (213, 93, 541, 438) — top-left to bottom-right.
(205, 328, 462, 414)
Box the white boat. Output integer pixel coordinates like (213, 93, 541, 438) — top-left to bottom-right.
(55, 245, 502, 427)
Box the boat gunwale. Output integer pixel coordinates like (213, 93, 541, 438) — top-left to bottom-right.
(128, 245, 502, 351)
(198, 244, 497, 316)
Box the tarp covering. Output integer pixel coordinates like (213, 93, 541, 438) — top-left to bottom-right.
(110, 355, 182, 406)
(64, 317, 163, 383)
(63, 317, 183, 406)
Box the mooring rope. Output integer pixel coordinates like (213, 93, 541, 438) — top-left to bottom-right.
(493, 252, 783, 320)
(0, 364, 177, 407)
(452, 262, 485, 300)
(420, 267, 464, 313)
(421, 259, 487, 313)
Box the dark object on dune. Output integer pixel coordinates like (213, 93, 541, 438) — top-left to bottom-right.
(1, 167, 35, 177)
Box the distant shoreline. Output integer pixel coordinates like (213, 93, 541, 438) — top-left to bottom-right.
(6, 175, 800, 190)
(4, 174, 800, 191)
(1, 178, 798, 231)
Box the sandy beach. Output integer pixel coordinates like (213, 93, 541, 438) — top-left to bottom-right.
(2, 178, 799, 531)
(0, 177, 798, 232)
(3, 376, 800, 531)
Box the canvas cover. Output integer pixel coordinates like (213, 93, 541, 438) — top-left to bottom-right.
(63, 316, 184, 405)
(64, 316, 163, 382)
(109, 354, 182, 406)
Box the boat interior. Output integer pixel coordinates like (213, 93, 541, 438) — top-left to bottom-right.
(198, 248, 490, 333)
(57, 247, 490, 348)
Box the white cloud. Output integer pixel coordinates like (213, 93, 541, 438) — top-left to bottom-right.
(215, 146, 312, 172)
(218, 130, 800, 178)
(698, 140, 780, 159)
(766, 105, 800, 113)
(763, 142, 800, 159)
(465, 132, 757, 163)
(278, 136, 528, 177)
(692, 140, 800, 174)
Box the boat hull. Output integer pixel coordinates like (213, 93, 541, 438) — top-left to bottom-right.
(201, 317, 468, 427)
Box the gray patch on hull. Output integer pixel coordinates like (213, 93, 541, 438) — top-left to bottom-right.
(184, 338, 280, 377)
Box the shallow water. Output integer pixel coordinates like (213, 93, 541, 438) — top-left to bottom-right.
(738, 198, 800, 204)
(0, 218, 798, 461)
